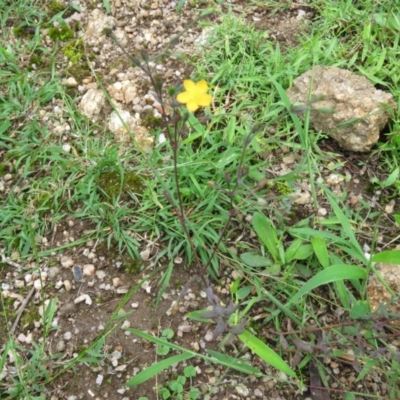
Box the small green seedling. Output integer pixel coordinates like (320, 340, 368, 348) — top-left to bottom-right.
(156, 328, 175, 356)
(158, 366, 200, 400)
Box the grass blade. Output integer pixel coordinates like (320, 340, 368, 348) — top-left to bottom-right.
(238, 330, 297, 378)
(252, 212, 280, 262)
(125, 352, 194, 386)
(206, 349, 262, 375)
(290, 265, 366, 305)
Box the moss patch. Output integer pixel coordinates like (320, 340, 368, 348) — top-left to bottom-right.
(97, 170, 147, 202)
(48, 24, 74, 41)
(62, 38, 84, 64)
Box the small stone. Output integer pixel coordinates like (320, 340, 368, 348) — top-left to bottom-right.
(64, 280, 72, 291)
(131, 302, 139, 309)
(14, 280, 25, 288)
(73, 266, 83, 281)
(235, 385, 249, 396)
(74, 294, 92, 305)
(62, 143, 72, 153)
(18, 333, 27, 343)
(64, 331, 72, 340)
(56, 340, 66, 352)
(113, 277, 121, 287)
(65, 77, 78, 86)
(83, 264, 95, 276)
(33, 279, 44, 290)
(48, 267, 60, 278)
(254, 388, 263, 397)
(204, 330, 214, 342)
(121, 320, 131, 329)
(192, 342, 200, 351)
(25, 333, 33, 344)
(178, 324, 192, 333)
(385, 199, 395, 214)
(140, 248, 150, 261)
(61, 257, 74, 268)
(96, 270, 106, 280)
(96, 374, 103, 386)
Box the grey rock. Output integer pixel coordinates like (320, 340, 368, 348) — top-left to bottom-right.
(287, 66, 395, 152)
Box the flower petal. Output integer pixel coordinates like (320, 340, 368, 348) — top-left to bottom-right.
(176, 91, 193, 104)
(196, 94, 212, 107)
(196, 80, 209, 94)
(183, 79, 196, 91)
(186, 100, 199, 112)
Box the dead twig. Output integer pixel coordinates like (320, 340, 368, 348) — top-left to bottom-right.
(10, 286, 35, 334)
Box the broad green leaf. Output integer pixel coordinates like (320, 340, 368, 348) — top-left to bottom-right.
(350, 300, 370, 319)
(288, 244, 313, 261)
(322, 186, 366, 262)
(356, 359, 379, 383)
(125, 353, 194, 386)
(240, 252, 272, 267)
(383, 167, 399, 187)
(284, 238, 303, 263)
(238, 330, 297, 378)
(206, 349, 262, 375)
(311, 237, 329, 268)
(252, 212, 280, 262)
(289, 265, 366, 305)
(371, 250, 400, 264)
(236, 286, 252, 300)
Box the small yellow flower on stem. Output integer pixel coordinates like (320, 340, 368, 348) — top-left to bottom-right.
(176, 79, 212, 112)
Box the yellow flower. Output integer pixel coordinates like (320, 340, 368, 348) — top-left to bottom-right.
(176, 79, 212, 112)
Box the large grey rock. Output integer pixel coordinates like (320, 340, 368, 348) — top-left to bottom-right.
(287, 66, 395, 152)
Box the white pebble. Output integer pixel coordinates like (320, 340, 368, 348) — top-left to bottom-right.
(14, 280, 25, 288)
(96, 374, 103, 386)
(121, 320, 131, 329)
(62, 144, 71, 153)
(112, 277, 121, 287)
(61, 256, 74, 268)
(74, 294, 92, 305)
(64, 331, 72, 340)
(96, 270, 106, 280)
(18, 333, 27, 343)
(64, 280, 72, 291)
(33, 279, 44, 290)
(83, 264, 95, 276)
(204, 330, 214, 342)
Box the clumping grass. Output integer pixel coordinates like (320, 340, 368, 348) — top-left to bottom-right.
(1, 0, 400, 399)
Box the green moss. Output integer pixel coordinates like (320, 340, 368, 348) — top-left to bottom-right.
(276, 182, 292, 196)
(97, 171, 146, 201)
(48, 24, 74, 41)
(48, 0, 66, 15)
(123, 259, 144, 275)
(141, 111, 162, 130)
(62, 38, 84, 64)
